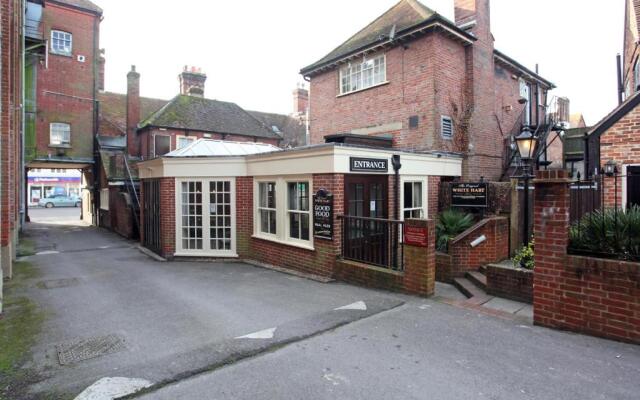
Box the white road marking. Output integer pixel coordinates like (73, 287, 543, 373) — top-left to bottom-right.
(74, 377, 152, 400)
(35, 250, 59, 255)
(99, 246, 110, 249)
(235, 327, 277, 339)
(323, 373, 349, 386)
(334, 301, 367, 311)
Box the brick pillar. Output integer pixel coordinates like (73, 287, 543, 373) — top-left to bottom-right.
(403, 219, 436, 297)
(533, 170, 570, 328)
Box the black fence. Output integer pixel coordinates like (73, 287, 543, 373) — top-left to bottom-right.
(568, 173, 640, 262)
(340, 215, 404, 271)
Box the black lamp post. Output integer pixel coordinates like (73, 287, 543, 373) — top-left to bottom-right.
(515, 126, 538, 248)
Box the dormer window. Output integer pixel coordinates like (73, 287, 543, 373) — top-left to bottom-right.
(51, 30, 72, 55)
(339, 54, 386, 95)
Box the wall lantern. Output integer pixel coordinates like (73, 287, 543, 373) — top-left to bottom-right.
(515, 126, 538, 161)
(604, 160, 618, 177)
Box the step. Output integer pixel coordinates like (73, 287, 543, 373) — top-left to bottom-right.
(453, 277, 485, 299)
(479, 265, 487, 274)
(466, 270, 487, 291)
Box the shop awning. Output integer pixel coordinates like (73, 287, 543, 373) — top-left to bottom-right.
(165, 139, 281, 158)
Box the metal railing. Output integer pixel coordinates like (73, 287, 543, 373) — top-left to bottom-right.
(568, 173, 640, 262)
(339, 215, 404, 271)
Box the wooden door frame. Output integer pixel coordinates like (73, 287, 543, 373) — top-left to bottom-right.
(343, 174, 388, 218)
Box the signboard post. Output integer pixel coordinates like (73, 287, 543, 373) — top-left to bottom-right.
(313, 189, 334, 240)
(451, 182, 488, 208)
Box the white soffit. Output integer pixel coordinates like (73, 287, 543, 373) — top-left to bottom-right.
(166, 139, 281, 157)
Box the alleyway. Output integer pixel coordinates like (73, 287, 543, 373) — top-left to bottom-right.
(10, 211, 640, 399)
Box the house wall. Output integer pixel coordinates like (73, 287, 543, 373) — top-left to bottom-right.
(35, 2, 100, 160)
(600, 104, 640, 208)
(623, 0, 640, 96)
(139, 127, 280, 159)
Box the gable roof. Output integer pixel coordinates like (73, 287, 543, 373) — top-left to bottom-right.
(139, 95, 280, 140)
(48, 0, 103, 15)
(98, 91, 169, 135)
(301, 0, 474, 76)
(248, 110, 306, 148)
(590, 90, 640, 138)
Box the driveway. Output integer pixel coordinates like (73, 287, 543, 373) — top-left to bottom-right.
(14, 212, 640, 399)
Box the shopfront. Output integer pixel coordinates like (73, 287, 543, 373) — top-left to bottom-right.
(138, 140, 461, 277)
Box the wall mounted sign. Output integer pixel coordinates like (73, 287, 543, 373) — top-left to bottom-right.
(451, 182, 488, 208)
(350, 157, 388, 173)
(404, 225, 428, 248)
(313, 189, 334, 240)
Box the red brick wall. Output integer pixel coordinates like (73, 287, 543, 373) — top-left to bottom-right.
(139, 128, 280, 159)
(600, 104, 640, 208)
(486, 263, 533, 303)
(435, 216, 509, 282)
(36, 2, 100, 160)
(159, 177, 175, 258)
(107, 188, 134, 239)
(623, 0, 639, 96)
(534, 170, 640, 344)
(236, 176, 253, 258)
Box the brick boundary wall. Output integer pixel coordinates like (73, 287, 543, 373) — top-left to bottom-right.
(486, 263, 533, 303)
(159, 178, 176, 259)
(334, 219, 436, 297)
(533, 170, 640, 344)
(436, 216, 509, 283)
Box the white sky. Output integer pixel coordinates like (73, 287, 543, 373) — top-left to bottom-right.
(100, 0, 624, 125)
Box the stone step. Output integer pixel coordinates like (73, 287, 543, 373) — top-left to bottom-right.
(453, 277, 484, 299)
(479, 265, 487, 274)
(466, 270, 487, 291)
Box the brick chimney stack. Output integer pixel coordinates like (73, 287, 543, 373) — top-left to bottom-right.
(454, 0, 491, 42)
(292, 85, 309, 116)
(179, 66, 207, 98)
(126, 65, 141, 157)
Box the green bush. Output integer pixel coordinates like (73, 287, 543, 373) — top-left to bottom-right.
(436, 209, 475, 252)
(569, 205, 640, 260)
(513, 239, 535, 270)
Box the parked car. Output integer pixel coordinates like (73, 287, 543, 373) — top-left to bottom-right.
(38, 194, 81, 208)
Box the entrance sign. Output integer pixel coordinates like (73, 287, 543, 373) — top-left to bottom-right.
(350, 157, 388, 173)
(404, 225, 428, 247)
(313, 189, 334, 240)
(451, 182, 488, 208)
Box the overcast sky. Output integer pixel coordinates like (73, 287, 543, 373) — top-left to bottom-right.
(101, 0, 624, 125)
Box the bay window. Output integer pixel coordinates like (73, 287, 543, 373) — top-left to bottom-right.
(340, 54, 386, 95)
(288, 182, 310, 241)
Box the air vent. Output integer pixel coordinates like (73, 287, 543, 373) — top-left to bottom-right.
(441, 116, 453, 138)
(77, 55, 86, 63)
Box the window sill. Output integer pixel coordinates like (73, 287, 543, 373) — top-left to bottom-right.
(252, 234, 315, 251)
(50, 51, 73, 58)
(49, 144, 71, 149)
(337, 81, 389, 98)
(173, 251, 239, 258)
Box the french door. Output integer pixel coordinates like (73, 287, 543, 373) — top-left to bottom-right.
(177, 178, 236, 256)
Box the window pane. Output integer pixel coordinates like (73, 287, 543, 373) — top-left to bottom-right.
(290, 212, 300, 239)
(288, 182, 297, 210)
(155, 136, 171, 156)
(413, 182, 422, 207)
(404, 182, 412, 208)
(301, 214, 309, 241)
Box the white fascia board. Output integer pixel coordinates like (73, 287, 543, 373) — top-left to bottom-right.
(246, 147, 336, 176)
(137, 158, 165, 179)
(139, 157, 247, 179)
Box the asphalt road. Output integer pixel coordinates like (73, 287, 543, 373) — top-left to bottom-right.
(17, 212, 640, 400)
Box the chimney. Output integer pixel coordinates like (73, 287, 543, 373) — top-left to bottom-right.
(98, 49, 106, 91)
(126, 65, 141, 157)
(454, 0, 491, 43)
(292, 86, 309, 115)
(179, 66, 207, 97)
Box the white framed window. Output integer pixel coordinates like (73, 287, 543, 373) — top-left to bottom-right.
(634, 61, 640, 92)
(176, 178, 236, 256)
(253, 176, 313, 250)
(287, 181, 310, 241)
(50, 123, 70, 146)
(340, 54, 386, 95)
(519, 79, 531, 125)
(177, 136, 196, 149)
(401, 178, 427, 220)
(441, 116, 453, 139)
(153, 134, 172, 157)
(100, 188, 109, 211)
(258, 182, 277, 235)
(51, 30, 72, 55)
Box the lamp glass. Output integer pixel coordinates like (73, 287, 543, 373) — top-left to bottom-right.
(604, 160, 616, 176)
(515, 129, 536, 160)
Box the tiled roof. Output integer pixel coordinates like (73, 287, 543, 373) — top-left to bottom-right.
(140, 95, 281, 140)
(165, 139, 281, 158)
(98, 91, 168, 135)
(49, 0, 103, 15)
(248, 110, 306, 148)
(569, 113, 586, 129)
(301, 0, 439, 74)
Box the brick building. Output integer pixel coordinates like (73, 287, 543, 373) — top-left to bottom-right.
(1, 0, 26, 313)
(300, 0, 556, 181)
(23, 0, 103, 224)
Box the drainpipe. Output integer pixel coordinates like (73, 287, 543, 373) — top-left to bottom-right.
(391, 154, 401, 270)
(21, 0, 27, 226)
(91, 16, 100, 224)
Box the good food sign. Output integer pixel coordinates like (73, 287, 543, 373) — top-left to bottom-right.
(451, 182, 488, 208)
(313, 189, 334, 240)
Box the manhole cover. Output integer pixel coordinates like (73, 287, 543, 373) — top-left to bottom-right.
(56, 334, 126, 365)
(37, 278, 80, 289)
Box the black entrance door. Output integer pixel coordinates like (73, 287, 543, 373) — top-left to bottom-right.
(628, 166, 640, 208)
(343, 175, 389, 266)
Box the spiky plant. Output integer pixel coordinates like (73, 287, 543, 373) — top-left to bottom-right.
(436, 209, 475, 252)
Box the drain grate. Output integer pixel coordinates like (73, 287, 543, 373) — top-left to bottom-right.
(56, 334, 126, 365)
(37, 278, 80, 289)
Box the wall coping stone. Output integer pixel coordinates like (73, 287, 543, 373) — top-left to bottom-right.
(450, 216, 508, 245)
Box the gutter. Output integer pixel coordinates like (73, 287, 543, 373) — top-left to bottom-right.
(494, 49, 555, 89)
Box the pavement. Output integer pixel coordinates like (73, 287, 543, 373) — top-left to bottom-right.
(15, 208, 640, 400)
